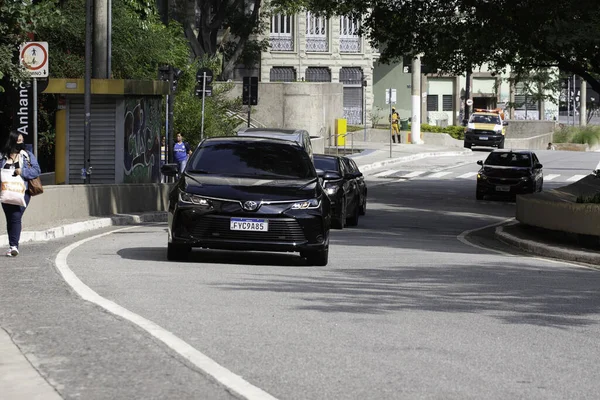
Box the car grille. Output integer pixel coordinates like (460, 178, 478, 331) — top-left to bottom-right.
(474, 130, 496, 135)
(487, 177, 521, 185)
(190, 215, 307, 242)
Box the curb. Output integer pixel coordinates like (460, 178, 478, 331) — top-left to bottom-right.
(495, 225, 600, 266)
(355, 150, 472, 172)
(0, 212, 168, 248)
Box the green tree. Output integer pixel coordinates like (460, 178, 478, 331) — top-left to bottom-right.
(39, 0, 189, 80)
(171, 0, 267, 80)
(0, 0, 61, 91)
(269, 0, 600, 95)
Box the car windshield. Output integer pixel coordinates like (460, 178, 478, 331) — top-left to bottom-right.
(314, 157, 338, 172)
(485, 152, 532, 168)
(188, 141, 316, 179)
(471, 115, 501, 124)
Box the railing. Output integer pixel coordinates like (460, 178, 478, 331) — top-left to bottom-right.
(269, 34, 294, 51)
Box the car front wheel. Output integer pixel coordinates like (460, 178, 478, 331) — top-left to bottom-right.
(332, 198, 346, 229)
(304, 248, 329, 266)
(167, 242, 190, 261)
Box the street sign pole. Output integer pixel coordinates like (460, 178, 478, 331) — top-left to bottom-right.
(33, 78, 38, 158)
(247, 105, 251, 128)
(201, 72, 206, 140)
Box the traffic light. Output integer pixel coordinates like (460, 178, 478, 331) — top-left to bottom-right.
(243, 76, 258, 105)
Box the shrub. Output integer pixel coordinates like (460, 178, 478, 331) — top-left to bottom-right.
(553, 126, 600, 146)
(576, 193, 600, 204)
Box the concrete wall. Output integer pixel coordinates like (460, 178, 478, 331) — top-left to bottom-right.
(505, 120, 557, 138)
(516, 175, 600, 236)
(0, 184, 171, 233)
(505, 132, 554, 150)
(222, 82, 343, 139)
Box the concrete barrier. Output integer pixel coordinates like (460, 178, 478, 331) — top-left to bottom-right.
(516, 175, 600, 237)
(505, 132, 554, 150)
(0, 184, 171, 234)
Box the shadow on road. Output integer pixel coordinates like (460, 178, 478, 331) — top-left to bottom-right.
(117, 246, 313, 267)
(214, 262, 600, 329)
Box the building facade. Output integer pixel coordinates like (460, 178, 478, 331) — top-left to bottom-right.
(260, 12, 377, 126)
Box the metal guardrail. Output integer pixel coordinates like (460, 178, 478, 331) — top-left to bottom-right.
(225, 110, 266, 129)
(327, 130, 356, 156)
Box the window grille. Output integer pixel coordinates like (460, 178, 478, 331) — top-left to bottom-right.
(427, 95, 439, 111)
(270, 14, 294, 51)
(442, 95, 453, 111)
(340, 16, 361, 53)
(306, 12, 328, 52)
(270, 67, 296, 82)
(305, 67, 331, 82)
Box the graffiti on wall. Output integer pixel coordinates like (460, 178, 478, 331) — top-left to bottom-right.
(123, 97, 162, 183)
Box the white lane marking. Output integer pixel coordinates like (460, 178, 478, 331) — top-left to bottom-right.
(544, 174, 560, 181)
(457, 220, 596, 269)
(373, 169, 399, 178)
(458, 172, 478, 179)
(55, 228, 278, 400)
(426, 172, 453, 179)
(567, 174, 587, 182)
(402, 171, 426, 178)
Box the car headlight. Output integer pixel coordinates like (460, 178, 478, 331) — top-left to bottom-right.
(495, 129, 503, 134)
(325, 187, 337, 195)
(465, 128, 473, 133)
(291, 198, 321, 209)
(179, 190, 212, 206)
(477, 173, 487, 180)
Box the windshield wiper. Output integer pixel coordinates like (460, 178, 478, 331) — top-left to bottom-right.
(187, 169, 210, 174)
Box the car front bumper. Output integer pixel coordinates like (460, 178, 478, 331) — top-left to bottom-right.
(464, 133, 504, 147)
(477, 178, 535, 195)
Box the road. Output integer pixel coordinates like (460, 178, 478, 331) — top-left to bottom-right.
(2, 149, 600, 399)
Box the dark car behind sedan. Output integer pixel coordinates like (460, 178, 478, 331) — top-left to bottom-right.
(162, 137, 331, 265)
(476, 150, 544, 200)
(314, 154, 361, 229)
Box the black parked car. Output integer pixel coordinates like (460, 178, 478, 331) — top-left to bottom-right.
(341, 156, 367, 216)
(161, 137, 331, 265)
(314, 154, 361, 229)
(476, 150, 544, 200)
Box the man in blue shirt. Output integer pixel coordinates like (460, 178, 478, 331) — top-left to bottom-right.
(173, 133, 192, 176)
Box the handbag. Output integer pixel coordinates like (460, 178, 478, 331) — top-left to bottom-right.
(22, 152, 43, 196)
(0, 168, 27, 207)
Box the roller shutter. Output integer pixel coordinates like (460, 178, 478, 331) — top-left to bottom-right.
(68, 98, 116, 184)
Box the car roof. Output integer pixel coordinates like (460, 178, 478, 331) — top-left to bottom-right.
(238, 128, 306, 135)
(490, 149, 535, 155)
(202, 136, 302, 146)
(314, 154, 339, 160)
(472, 112, 499, 116)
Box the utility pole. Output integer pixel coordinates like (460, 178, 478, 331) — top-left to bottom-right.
(93, 0, 109, 78)
(83, 0, 93, 184)
(463, 67, 472, 125)
(411, 55, 423, 144)
(580, 77, 587, 126)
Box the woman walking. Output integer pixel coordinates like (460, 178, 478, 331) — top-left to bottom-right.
(0, 131, 41, 257)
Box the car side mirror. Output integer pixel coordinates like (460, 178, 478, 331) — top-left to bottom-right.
(477, 160, 483, 166)
(323, 171, 342, 180)
(503, 121, 509, 126)
(535, 163, 543, 169)
(161, 163, 179, 177)
(316, 168, 325, 178)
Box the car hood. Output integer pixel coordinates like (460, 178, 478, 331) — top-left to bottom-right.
(181, 174, 320, 201)
(468, 123, 500, 131)
(482, 166, 531, 178)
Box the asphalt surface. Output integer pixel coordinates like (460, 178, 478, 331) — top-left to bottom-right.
(2, 144, 600, 399)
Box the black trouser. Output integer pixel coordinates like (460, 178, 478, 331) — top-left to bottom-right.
(2, 193, 30, 248)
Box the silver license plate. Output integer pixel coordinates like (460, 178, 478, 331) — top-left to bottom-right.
(230, 218, 269, 231)
(495, 186, 510, 192)
(479, 136, 488, 140)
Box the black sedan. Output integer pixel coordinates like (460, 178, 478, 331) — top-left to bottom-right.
(161, 137, 331, 265)
(476, 150, 544, 200)
(314, 154, 361, 229)
(341, 156, 367, 215)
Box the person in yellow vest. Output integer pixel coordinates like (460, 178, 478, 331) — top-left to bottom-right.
(389, 107, 401, 143)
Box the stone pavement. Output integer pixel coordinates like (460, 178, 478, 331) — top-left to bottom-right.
(1, 141, 596, 399)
